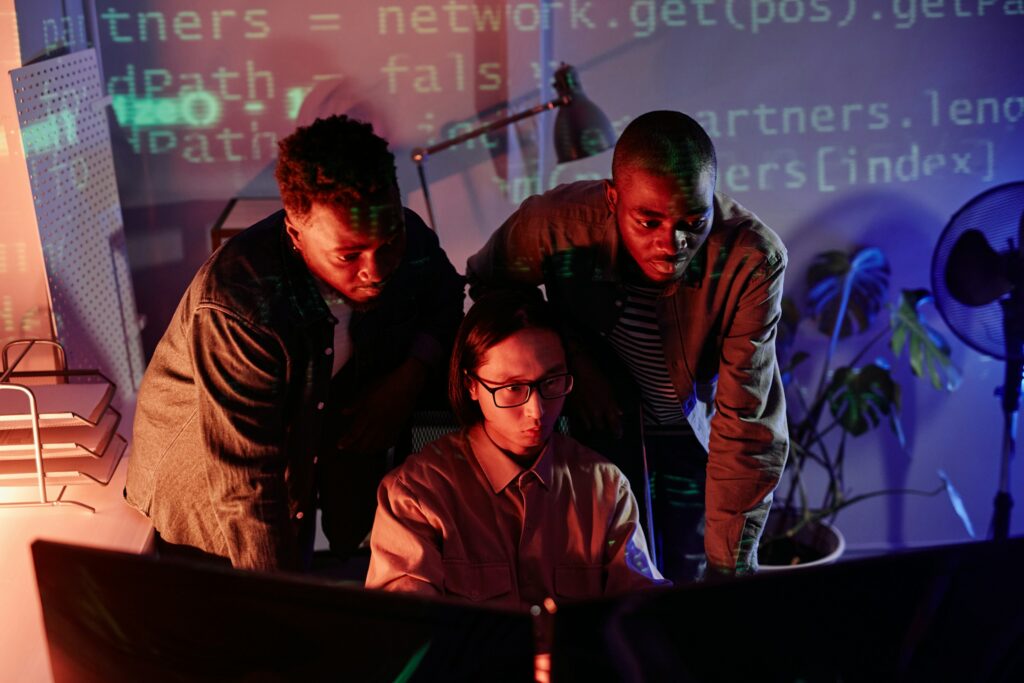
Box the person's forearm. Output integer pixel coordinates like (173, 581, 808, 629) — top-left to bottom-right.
(377, 575, 442, 595)
(396, 353, 428, 392)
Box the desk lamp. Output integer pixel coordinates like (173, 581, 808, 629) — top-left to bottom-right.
(411, 63, 614, 230)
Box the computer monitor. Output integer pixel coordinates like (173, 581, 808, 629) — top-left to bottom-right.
(32, 540, 534, 682)
(552, 537, 1024, 681)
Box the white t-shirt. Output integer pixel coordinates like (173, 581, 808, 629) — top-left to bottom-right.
(315, 279, 354, 377)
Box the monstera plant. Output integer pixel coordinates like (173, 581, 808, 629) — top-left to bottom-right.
(759, 246, 974, 566)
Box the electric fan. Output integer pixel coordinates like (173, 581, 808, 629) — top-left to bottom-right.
(932, 181, 1024, 541)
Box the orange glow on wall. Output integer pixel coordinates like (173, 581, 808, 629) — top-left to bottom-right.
(0, 0, 57, 359)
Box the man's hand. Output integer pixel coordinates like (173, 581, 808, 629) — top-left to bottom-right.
(565, 348, 623, 438)
(337, 357, 427, 453)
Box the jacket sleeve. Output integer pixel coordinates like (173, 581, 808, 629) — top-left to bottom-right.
(190, 305, 298, 571)
(704, 245, 789, 576)
(365, 473, 444, 596)
(465, 194, 551, 299)
(603, 473, 670, 593)
(404, 210, 467, 369)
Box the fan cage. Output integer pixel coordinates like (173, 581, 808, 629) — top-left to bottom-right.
(931, 182, 1024, 361)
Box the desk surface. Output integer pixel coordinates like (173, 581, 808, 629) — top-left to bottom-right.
(0, 454, 153, 682)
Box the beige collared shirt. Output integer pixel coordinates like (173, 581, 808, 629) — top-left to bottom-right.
(366, 425, 667, 609)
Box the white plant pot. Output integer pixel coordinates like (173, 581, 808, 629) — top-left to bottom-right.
(757, 515, 847, 572)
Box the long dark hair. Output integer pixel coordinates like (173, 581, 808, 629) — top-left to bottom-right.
(449, 290, 565, 426)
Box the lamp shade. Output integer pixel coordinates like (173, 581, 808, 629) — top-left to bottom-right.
(552, 64, 615, 163)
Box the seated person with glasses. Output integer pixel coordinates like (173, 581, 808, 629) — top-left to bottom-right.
(366, 290, 666, 608)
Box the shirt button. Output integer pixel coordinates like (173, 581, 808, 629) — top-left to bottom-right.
(316, 401, 325, 410)
(324, 347, 333, 356)
(295, 511, 305, 520)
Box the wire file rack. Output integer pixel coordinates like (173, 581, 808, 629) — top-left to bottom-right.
(0, 339, 125, 513)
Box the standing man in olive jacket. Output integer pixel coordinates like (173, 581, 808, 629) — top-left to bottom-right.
(126, 115, 465, 571)
(467, 111, 787, 580)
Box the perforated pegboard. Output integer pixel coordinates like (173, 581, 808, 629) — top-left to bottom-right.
(10, 49, 144, 399)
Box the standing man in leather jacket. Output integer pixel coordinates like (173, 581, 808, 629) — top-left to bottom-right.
(126, 115, 465, 571)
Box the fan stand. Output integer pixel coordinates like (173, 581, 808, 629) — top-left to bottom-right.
(995, 296, 1022, 541)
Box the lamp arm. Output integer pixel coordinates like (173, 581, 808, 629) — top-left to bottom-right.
(411, 94, 570, 163)
(411, 92, 572, 232)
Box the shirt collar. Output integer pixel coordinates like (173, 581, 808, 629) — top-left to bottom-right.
(467, 424, 554, 494)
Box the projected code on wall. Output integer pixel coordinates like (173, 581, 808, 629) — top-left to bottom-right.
(39, 0, 1023, 50)
(495, 86, 1019, 202)
(28, 2, 1023, 209)
(371, 0, 1022, 35)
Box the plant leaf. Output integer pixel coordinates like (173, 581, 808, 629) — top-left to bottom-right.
(889, 411, 907, 451)
(890, 289, 962, 391)
(891, 322, 908, 357)
(826, 363, 901, 437)
(938, 469, 975, 538)
(806, 247, 890, 340)
(781, 351, 810, 387)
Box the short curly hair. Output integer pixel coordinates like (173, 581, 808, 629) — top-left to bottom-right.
(275, 115, 397, 219)
(612, 110, 716, 183)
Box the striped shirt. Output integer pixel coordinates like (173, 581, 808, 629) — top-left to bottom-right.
(607, 283, 687, 426)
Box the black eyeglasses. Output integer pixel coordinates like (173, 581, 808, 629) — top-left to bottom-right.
(467, 372, 574, 408)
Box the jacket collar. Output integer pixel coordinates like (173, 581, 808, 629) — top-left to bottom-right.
(275, 211, 334, 326)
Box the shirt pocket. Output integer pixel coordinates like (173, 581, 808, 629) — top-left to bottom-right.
(442, 561, 513, 602)
(554, 564, 605, 600)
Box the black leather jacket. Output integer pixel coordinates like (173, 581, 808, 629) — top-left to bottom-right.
(126, 208, 464, 570)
